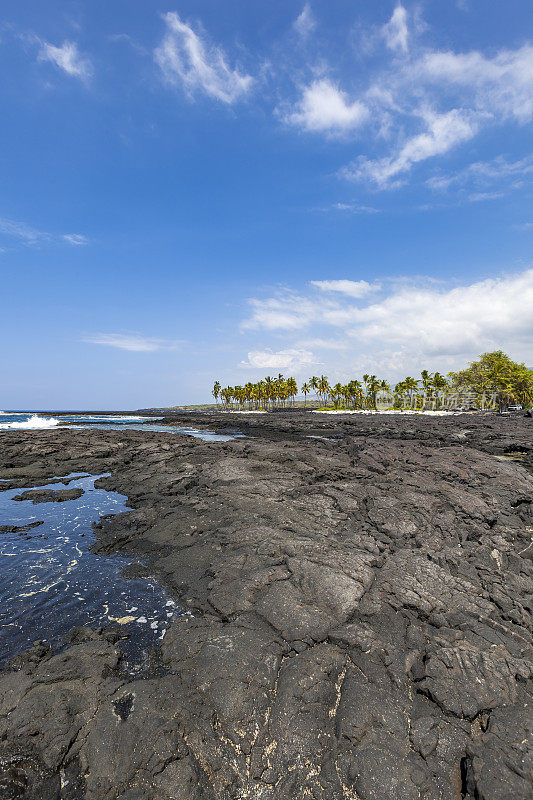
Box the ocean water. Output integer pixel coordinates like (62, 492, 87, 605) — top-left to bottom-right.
(0, 472, 183, 669)
(0, 412, 240, 441)
(0, 411, 239, 666)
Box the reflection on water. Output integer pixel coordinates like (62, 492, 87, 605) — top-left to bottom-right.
(0, 473, 182, 668)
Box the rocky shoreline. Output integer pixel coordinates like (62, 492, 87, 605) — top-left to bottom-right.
(0, 412, 531, 799)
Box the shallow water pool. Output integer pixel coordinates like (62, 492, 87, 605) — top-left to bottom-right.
(0, 473, 182, 668)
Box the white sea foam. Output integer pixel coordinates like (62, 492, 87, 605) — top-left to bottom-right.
(0, 415, 60, 430)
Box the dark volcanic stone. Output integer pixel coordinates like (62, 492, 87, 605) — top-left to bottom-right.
(12, 487, 84, 504)
(0, 414, 531, 799)
(0, 520, 44, 534)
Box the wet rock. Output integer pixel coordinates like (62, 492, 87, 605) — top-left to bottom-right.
(12, 488, 84, 504)
(0, 520, 44, 533)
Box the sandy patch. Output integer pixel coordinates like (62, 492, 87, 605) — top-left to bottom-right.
(310, 409, 460, 416)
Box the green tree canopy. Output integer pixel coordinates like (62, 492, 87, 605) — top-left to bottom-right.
(447, 351, 533, 408)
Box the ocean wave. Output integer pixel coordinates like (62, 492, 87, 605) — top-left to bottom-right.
(0, 415, 60, 430)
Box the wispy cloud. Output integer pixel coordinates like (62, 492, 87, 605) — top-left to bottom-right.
(293, 4, 316, 39)
(416, 45, 533, 124)
(295, 337, 349, 351)
(283, 78, 369, 133)
(242, 281, 380, 331)
(108, 33, 148, 56)
(38, 40, 93, 81)
(467, 191, 504, 202)
(155, 11, 253, 103)
(343, 109, 477, 187)
(382, 4, 409, 54)
(0, 217, 45, 244)
(242, 291, 322, 331)
(82, 333, 182, 352)
(0, 216, 88, 248)
(62, 233, 88, 245)
(329, 203, 380, 214)
(240, 348, 316, 370)
(426, 154, 533, 198)
(310, 279, 379, 298)
(282, 2, 533, 188)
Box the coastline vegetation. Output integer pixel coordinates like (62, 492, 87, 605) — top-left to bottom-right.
(211, 351, 533, 411)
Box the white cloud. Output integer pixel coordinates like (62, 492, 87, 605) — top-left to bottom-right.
(330, 203, 380, 213)
(0, 216, 88, 248)
(348, 270, 533, 356)
(63, 233, 88, 245)
(38, 40, 92, 81)
(467, 191, 503, 202)
(108, 33, 148, 55)
(296, 337, 349, 351)
(294, 4, 316, 39)
(284, 79, 369, 133)
(240, 270, 533, 373)
(427, 154, 533, 195)
(417, 45, 533, 123)
(242, 293, 320, 331)
(241, 348, 316, 370)
(310, 279, 378, 298)
(82, 333, 181, 352)
(155, 11, 253, 103)
(345, 109, 476, 186)
(282, 17, 533, 187)
(382, 5, 409, 54)
(0, 217, 45, 244)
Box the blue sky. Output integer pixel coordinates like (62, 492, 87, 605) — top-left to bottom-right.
(1, 0, 532, 409)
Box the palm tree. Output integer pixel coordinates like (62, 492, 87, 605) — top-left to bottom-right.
(432, 372, 448, 409)
(287, 377, 298, 406)
(347, 379, 363, 409)
(244, 382, 254, 410)
(257, 380, 267, 410)
(264, 376, 275, 409)
(317, 375, 330, 405)
(420, 370, 434, 407)
(213, 351, 533, 416)
(221, 387, 232, 409)
(250, 384, 260, 410)
(366, 375, 380, 409)
(331, 382, 344, 409)
(433, 372, 448, 391)
(362, 374, 369, 395)
(403, 376, 419, 409)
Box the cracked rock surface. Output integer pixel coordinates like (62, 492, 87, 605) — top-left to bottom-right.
(0, 412, 531, 799)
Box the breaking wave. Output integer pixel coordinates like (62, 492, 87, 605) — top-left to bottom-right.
(0, 415, 60, 430)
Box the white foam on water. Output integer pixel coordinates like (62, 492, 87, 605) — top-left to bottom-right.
(0, 415, 60, 430)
